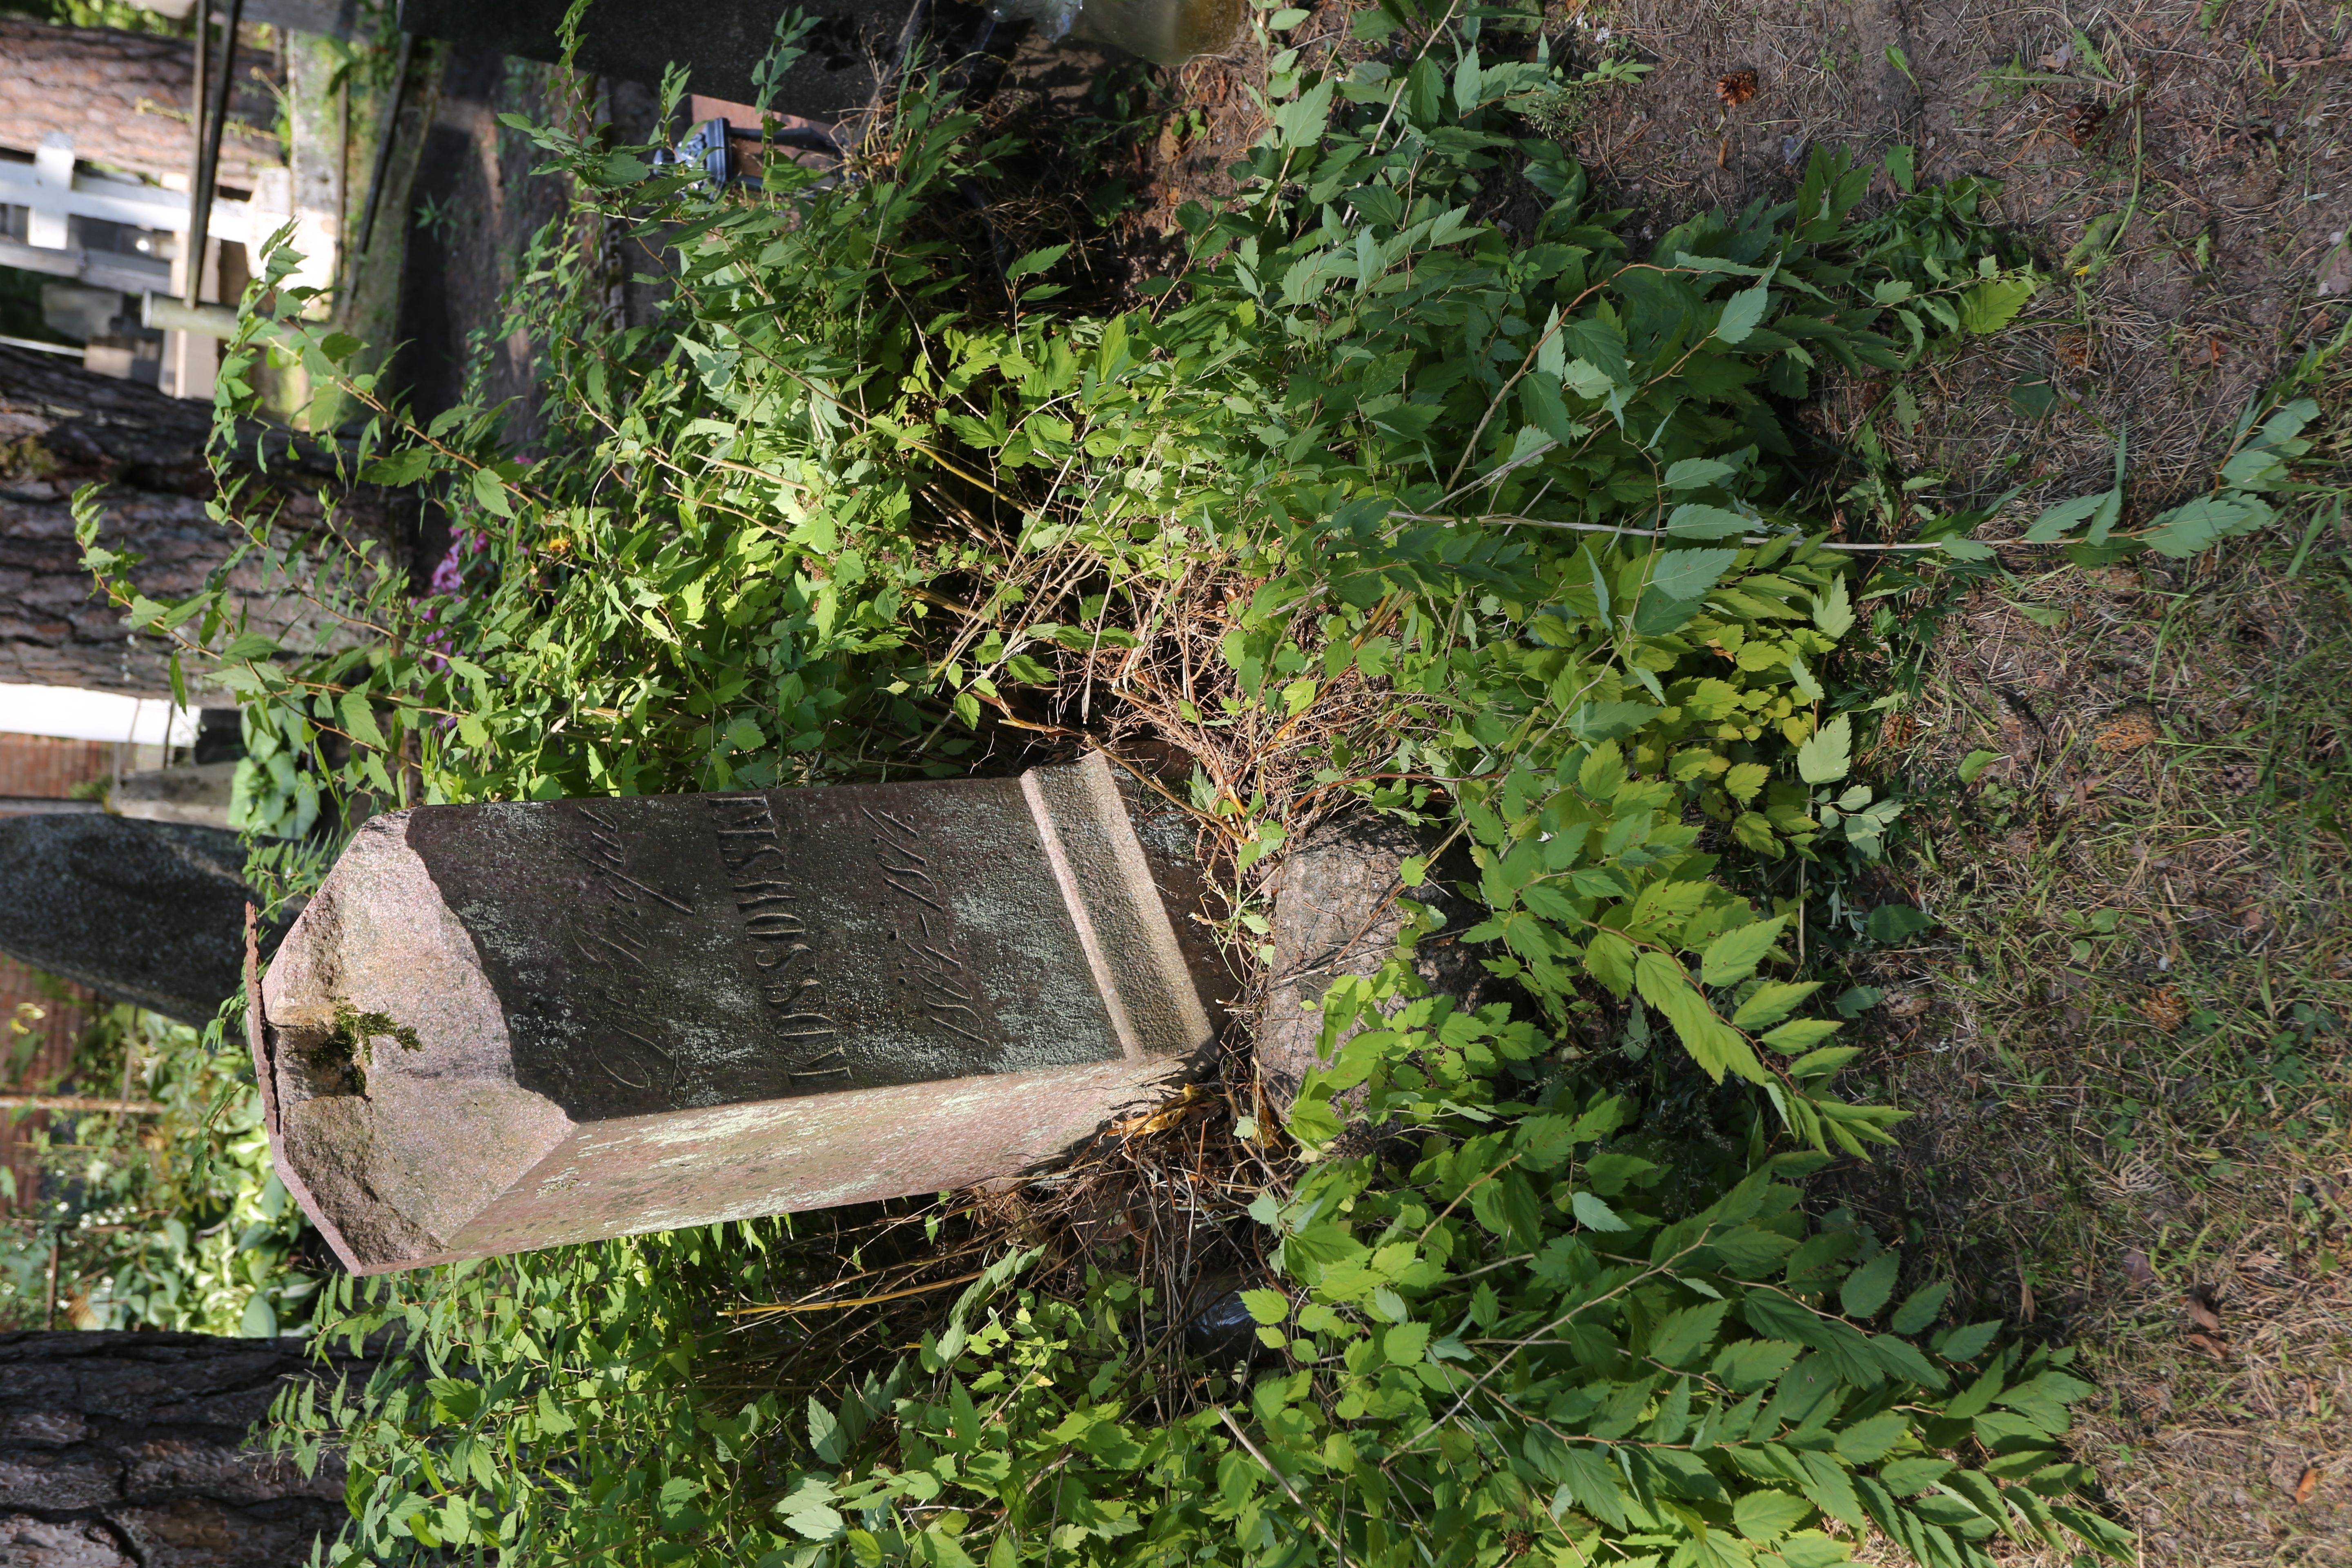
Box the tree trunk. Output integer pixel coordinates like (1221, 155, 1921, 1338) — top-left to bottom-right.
(0, 345, 411, 702)
(0, 17, 283, 191)
(0, 1330, 356, 1567)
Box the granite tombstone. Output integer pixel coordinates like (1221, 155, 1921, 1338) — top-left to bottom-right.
(252, 753, 1217, 1274)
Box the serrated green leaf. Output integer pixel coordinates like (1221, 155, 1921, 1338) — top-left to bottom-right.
(1004, 243, 1071, 283)
(1877, 1457, 1953, 1496)
(1715, 279, 1773, 344)
(1832, 1411, 1908, 1463)
(1578, 740, 1626, 798)
(1758, 1017, 1840, 1054)
(1648, 1298, 1729, 1366)
(1384, 1320, 1432, 1363)
(2022, 489, 2108, 542)
(1958, 276, 2036, 334)
(1636, 952, 1767, 1084)
(339, 690, 387, 751)
(1810, 574, 1854, 636)
(1570, 1191, 1629, 1232)
(1665, 458, 1738, 491)
(1840, 1250, 1901, 1319)
(1732, 981, 1822, 1029)
(1710, 1336, 1800, 1388)
(1724, 761, 1772, 804)
(1797, 714, 1851, 784)
(1936, 1320, 2002, 1363)
(2139, 492, 2270, 559)
(1700, 917, 1784, 987)
(1652, 546, 1741, 601)
(1666, 503, 1753, 540)
(1733, 1488, 1811, 1542)
(1239, 1288, 1289, 1325)
(471, 465, 515, 519)
(1890, 1281, 1952, 1335)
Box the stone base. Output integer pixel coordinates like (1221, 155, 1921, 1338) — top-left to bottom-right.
(1256, 815, 1518, 1113)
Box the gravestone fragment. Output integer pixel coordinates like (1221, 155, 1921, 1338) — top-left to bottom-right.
(253, 753, 1217, 1274)
(1256, 815, 1517, 1116)
(400, 0, 945, 118)
(0, 815, 260, 1025)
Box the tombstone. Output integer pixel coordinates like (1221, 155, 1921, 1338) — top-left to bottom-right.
(399, 0, 947, 120)
(0, 815, 258, 1026)
(1256, 816, 1520, 1120)
(111, 761, 239, 831)
(252, 753, 1221, 1274)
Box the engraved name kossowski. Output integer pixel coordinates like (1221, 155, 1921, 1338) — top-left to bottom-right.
(708, 795, 844, 1082)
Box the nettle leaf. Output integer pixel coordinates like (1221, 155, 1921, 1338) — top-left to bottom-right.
(1699, 917, 1784, 987)
(2140, 492, 2270, 557)
(1796, 715, 1852, 784)
(1839, 1250, 1901, 1319)
(1666, 503, 1753, 540)
(1651, 546, 1742, 601)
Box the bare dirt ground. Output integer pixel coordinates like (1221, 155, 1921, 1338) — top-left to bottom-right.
(1098, 3, 2352, 1560)
(1538, 4, 2352, 1561)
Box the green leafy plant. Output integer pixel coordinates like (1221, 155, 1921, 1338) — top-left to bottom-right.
(2022, 396, 2321, 561)
(1, 1002, 315, 1336)
(69, 2, 2145, 1563)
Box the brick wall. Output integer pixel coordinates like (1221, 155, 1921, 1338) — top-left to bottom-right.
(0, 16, 284, 188)
(0, 957, 95, 1216)
(0, 733, 110, 1210)
(0, 733, 112, 807)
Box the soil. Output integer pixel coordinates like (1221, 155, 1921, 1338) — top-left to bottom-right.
(1568, 0, 2350, 510)
(367, 9, 2352, 1557)
(1070, 6, 2352, 1560)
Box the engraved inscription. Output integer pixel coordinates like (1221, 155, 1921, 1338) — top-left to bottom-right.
(867, 806, 992, 1046)
(708, 795, 842, 1079)
(567, 804, 684, 1096)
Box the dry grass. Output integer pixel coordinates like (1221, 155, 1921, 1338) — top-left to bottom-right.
(1571, 0, 2349, 507)
(1825, 474, 2352, 1563)
(1488, 4, 2352, 1559)
(708, 1069, 1296, 1427)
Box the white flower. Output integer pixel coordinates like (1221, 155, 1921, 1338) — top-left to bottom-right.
(1595, 26, 1611, 42)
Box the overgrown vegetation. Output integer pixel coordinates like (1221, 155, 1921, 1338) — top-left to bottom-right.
(64, 0, 2346, 1563)
(0, 1000, 315, 1335)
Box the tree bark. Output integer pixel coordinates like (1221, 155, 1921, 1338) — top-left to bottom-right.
(0, 345, 410, 702)
(0, 17, 283, 191)
(0, 1330, 356, 1568)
